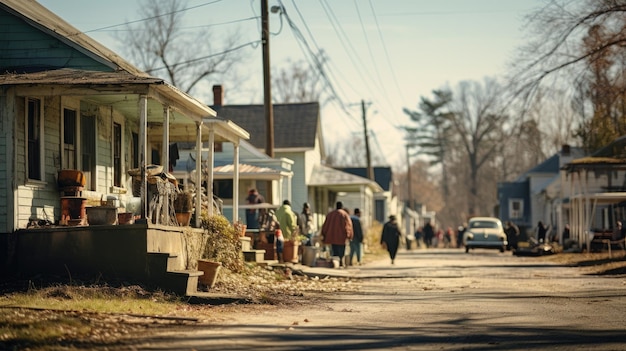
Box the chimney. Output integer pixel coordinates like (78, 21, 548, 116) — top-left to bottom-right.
(561, 144, 570, 156)
(212, 85, 223, 106)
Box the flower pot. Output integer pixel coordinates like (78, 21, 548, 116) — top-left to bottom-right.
(86, 206, 117, 225)
(176, 212, 192, 226)
(197, 260, 221, 288)
(282, 240, 300, 263)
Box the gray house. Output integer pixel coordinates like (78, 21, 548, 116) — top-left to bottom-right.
(209, 85, 382, 230)
(0, 0, 249, 294)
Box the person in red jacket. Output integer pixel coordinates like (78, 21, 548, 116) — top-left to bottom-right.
(321, 201, 353, 267)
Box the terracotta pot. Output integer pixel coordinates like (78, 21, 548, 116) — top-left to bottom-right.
(282, 240, 300, 263)
(176, 212, 192, 226)
(197, 260, 221, 288)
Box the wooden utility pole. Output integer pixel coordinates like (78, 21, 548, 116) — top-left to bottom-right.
(362, 100, 374, 180)
(261, 0, 274, 202)
(406, 144, 412, 210)
(262, 0, 274, 158)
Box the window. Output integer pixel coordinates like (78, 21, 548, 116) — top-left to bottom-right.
(132, 132, 139, 169)
(63, 108, 77, 169)
(113, 122, 122, 187)
(509, 199, 523, 219)
(26, 98, 43, 181)
(81, 114, 96, 190)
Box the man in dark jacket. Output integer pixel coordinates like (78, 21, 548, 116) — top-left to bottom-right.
(349, 208, 364, 266)
(381, 215, 402, 264)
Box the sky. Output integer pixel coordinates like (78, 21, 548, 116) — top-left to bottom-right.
(37, 0, 544, 169)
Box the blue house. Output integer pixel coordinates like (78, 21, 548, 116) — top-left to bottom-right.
(498, 145, 585, 238)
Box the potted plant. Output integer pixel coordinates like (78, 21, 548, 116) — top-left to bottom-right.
(174, 191, 193, 226)
(195, 213, 244, 288)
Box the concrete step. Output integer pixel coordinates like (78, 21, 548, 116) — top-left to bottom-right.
(243, 249, 265, 262)
(165, 270, 203, 296)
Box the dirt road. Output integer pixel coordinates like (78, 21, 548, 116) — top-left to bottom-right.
(131, 249, 626, 350)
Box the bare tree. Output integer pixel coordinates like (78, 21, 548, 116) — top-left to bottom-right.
(117, 0, 247, 98)
(512, 0, 626, 151)
(448, 78, 509, 217)
(272, 57, 326, 104)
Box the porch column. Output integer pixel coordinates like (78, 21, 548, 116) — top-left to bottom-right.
(195, 122, 203, 227)
(206, 126, 215, 219)
(161, 107, 170, 223)
(139, 95, 148, 220)
(232, 142, 240, 223)
(161, 107, 170, 170)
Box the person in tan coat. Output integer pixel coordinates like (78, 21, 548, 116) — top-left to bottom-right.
(321, 201, 353, 267)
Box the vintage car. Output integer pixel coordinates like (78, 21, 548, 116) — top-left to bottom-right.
(463, 217, 508, 253)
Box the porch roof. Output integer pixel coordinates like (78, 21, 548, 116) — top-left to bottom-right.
(213, 163, 292, 180)
(308, 164, 382, 193)
(0, 68, 250, 143)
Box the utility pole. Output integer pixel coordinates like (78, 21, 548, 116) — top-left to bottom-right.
(261, 0, 274, 202)
(362, 100, 374, 180)
(262, 0, 274, 158)
(406, 144, 412, 210)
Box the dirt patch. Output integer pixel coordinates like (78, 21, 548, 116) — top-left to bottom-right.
(532, 252, 626, 275)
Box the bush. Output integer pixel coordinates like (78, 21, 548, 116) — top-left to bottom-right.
(200, 214, 243, 272)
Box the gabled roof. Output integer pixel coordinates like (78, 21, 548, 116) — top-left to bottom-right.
(309, 164, 382, 193)
(334, 167, 393, 191)
(0, 0, 144, 75)
(515, 146, 585, 182)
(210, 103, 320, 150)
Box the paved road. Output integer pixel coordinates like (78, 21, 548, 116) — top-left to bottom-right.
(138, 249, 626, 350)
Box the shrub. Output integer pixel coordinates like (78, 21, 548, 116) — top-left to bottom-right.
(200, 214, 243, 272)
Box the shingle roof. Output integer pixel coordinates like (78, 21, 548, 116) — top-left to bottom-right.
(210, 102, 320, 149)
(335, 167, 393, 191)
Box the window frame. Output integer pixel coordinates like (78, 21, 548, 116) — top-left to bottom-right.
(25, 97, 44, 182)
(509, 198, 524, 219)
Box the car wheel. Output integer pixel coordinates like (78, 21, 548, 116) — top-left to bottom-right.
(499, 246, 505, 253)
(465, 246, 469, 253)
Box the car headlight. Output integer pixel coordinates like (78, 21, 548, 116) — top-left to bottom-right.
(465, 232, 474, 240)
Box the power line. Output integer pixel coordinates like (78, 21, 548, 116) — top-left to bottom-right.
(367, 0, 408, 116)
(75, 0, 224, 35)
(145, 40, 260, 73)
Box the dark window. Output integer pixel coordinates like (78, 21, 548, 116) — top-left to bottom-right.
(63, 108, 77, 169)
(81, 114, 96, 190)
(132, 132, 139, 169)
(27, 98, 42, 180)
(214, 179, 233, 199)
(113, 123, 122, 187)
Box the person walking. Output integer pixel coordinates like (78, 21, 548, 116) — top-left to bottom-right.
(505, 221, 520, 250)
(298, 202, 316, 245)
(349, 208, 364, 266)
(275, 200, 298, 262)
(423, 221, 434, 248)
(537, 221, 548, 242)
(381, 215, 402, 264)
(245, 188, 265, 229)
(321, 201, 353, 267)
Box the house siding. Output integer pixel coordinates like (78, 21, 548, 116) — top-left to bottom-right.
(14, 96, 62, 228)
(277, 151, 306, 208)
(0, 92, 11, 233)
(0, 10, 111, 72)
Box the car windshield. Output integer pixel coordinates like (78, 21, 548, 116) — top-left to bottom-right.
(470, 221, 499, 229)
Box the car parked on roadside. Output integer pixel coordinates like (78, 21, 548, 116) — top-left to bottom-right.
(463, 217, 508, 253)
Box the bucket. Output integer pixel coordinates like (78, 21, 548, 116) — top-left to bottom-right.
(302, 246, 318, 266)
